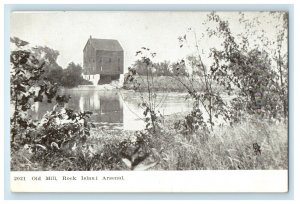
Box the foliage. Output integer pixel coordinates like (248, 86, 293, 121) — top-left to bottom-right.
(32, 46, 64, 84)
(10, 37, 58, 144)
(174, 100, 209, 134)
(32, 46, 92, 87)
(173, 12, 288, 134)
(173, 29, 229, 132)
(269, 12, 288, 118)
(61, 62, 92, 87)
(170, 61, 189, 77)
(133, 59, 188, 77)
(125, 48, 163, 133)
(207, 12, 288, 121)
(117, 131, 159, 170)
(32, 105, 93, 151)
(11, 11, 288, 171)
(10, 38, 94, 171)
(123, 75, 201, 92)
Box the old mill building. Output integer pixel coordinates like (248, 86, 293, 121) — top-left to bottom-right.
(83, 36, 124, 85)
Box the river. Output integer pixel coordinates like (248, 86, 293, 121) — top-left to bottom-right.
(29, 87, 194, 130)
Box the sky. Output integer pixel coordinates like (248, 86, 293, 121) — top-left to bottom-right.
(10, 11, 286, 72)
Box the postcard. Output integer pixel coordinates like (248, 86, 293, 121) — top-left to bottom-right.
(9, 10, 288, 192)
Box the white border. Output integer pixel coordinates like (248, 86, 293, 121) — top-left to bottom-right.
(10, 171, 288, 192)
(1, 0, 299, 202)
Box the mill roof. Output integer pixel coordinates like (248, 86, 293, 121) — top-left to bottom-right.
(85, 38, 123, 52)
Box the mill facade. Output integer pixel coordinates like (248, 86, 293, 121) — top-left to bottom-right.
(83, 36, 124, 85)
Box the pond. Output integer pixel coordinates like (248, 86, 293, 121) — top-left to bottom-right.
(29, 87, 194, 130)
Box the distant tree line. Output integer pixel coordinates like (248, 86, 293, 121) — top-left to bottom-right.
(132, 59, 189, 77)
(32, 46, 92, 88)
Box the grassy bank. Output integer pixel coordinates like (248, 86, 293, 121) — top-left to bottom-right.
(12, 112, 287, 171)
(123, 76, 206, 92)
(156, 113, 288, 170)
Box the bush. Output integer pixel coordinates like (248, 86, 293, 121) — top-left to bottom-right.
(61, 62, 92, 87)
(10, 37, 94, 171)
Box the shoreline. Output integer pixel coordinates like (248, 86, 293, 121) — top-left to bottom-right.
(62, 75, 207, 92)
(60, 85, 192, 94)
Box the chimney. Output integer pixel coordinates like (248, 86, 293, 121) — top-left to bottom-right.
(90, 35, 92, 39)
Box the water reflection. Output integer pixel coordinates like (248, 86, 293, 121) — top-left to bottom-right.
(29, 89, 124, 129)
(65, 89, 124, 129)
(29, 88, 194, 130)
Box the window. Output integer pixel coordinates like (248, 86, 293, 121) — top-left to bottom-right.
(109, 58, 111, 63)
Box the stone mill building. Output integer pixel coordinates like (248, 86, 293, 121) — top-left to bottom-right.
(83, 36, 124, 85)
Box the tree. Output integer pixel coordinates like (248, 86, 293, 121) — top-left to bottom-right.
(133, 59, 148, 76)
(174, 26, 229, 131)
(207, 12, 288, 121)
(32, 46, 64, 84)
(10, 37, 58, 144)
(154, 61, 172, 76)
(61, 62, 91, 87)
(270, 12, 288, 119)
(31, 46, 93, 88)
(170, 61, 189, 77)
(10, 37, 94, 170)
(133, 59, 172, 76)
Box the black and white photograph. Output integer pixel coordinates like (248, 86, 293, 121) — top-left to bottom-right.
(8, 10, 289, 192)
(10, 11, 288, 171)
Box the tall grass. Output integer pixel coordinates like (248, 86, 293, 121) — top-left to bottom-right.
(11, 114, 287, 171)
(155, 114, 288, 170)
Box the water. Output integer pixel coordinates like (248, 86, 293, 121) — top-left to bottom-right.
(29, 87, 194, 130)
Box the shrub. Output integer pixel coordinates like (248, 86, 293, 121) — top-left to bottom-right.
(10, 37, 94, 171)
